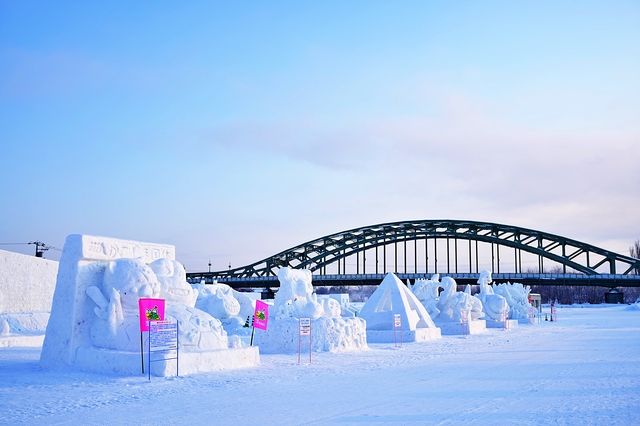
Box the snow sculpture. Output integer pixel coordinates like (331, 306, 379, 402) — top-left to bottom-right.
(253, 267, 367, 353)
(494, 282, 531, 321)
(411, 275, 441, 319)
(194, 283, 258, 342)
(41, 234, 259, 376)
(412, 275, 486, 335)
(273, 268, 323, 319)
(195, 283, 240, 319)
(437, 277, 476, 323)
(477, 271, 513, 328)
(150, 259, 228, 351)
(85, 258, 161, 351)
(359, 273, 441, 343)
(464, 284, 484, 321)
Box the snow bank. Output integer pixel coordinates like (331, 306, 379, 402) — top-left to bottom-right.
(0, 249, 58, 314)
(0, 249, 58, 343)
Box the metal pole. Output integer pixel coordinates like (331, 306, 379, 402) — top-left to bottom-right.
(434, 238, 438, 273)
(468, 239, 472, 273)
(383, 244, 386, 273)
(475, 240, 479, 273)
(395, 241, 398, 273)
(425, 237, 429, 274)
(454, 238, 458, 273)
(404, 239, 407, 274)
(497, 244, 500, 274)
(375, 245, 379, 274)
(491, 243, 495, 272)
(446, 237, 450, 274)
(414, 238, 417, 274)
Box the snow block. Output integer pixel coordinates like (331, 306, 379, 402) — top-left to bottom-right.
(0, 249, 58, 314)
(75, 346, 260, 376)
(486, 319, 519, 329)
(367, 327, 441, 343)
(254, 317, 367, 354)
(437, 319, 487, 336)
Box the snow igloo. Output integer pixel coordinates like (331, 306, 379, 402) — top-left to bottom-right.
(253, 267, 367, 353)
(40, 234, 259, 376)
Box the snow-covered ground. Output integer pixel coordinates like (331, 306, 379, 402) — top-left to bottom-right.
(1, 305, 638, 425)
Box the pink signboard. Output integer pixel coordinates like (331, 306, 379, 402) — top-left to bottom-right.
(138, 298, 166, 332)
(253, 300, 269, 330)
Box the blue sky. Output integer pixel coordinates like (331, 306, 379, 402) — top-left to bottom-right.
(1, 1, 639, 271)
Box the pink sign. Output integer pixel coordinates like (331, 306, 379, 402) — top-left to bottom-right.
(138, 298, 166, 332)
(253, 300, 269, 330)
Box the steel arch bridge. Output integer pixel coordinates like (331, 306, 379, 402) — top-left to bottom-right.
(188, 220, 640, 286)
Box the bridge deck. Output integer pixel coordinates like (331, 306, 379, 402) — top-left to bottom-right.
(187, 272, 640, 288)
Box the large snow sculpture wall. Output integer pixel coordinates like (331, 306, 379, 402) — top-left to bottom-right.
(41, 235, 176, 369)
(41, 234, 258, 375)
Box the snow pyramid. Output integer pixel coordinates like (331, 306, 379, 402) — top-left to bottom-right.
(359, 273, 441, 343)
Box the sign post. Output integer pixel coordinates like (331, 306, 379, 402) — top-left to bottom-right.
(393, 314, 402, 348)
(138, 298, 166, 374)
(251, 300, 269, 346)
(298, 317, 311, 364)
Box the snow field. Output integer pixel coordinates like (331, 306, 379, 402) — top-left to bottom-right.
(1, 304, 638, 425)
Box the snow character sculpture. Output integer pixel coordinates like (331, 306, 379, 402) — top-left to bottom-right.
(150, 258, 228, 351)
(86, 258, 161, 351)
(437, 277, 478, 323)
(494, 282, 532, 320)
(273, 267, 323, 319)
(476, 270, 509, 322)
(411, 275, 442, 319)
(464, 284, 485, 321)
(194, 283, 258, 339)
(254, 267, 367, 353)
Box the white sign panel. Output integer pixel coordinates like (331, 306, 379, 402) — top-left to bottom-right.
(150, 320, 178, 351)
(299, 318, 311, 336)
(393, 314, 401, 328)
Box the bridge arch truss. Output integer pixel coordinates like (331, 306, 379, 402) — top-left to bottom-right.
(202, 220, 640, 280)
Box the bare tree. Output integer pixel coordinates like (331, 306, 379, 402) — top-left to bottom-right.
(630, 240, 640, 274)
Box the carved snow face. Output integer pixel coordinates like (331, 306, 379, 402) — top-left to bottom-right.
(103, 258, 160, 310)
(150, 258, 198, 307)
